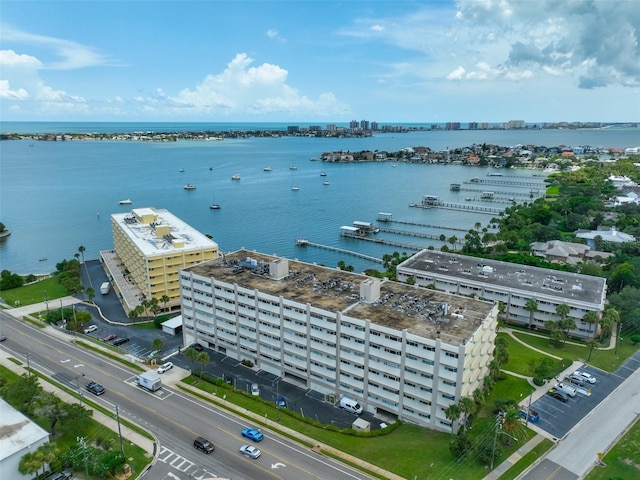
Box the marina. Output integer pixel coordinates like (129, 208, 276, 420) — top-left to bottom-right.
(3, 124, 636, 275)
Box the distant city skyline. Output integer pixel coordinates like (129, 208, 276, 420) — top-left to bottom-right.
(1, 1, 638, 123)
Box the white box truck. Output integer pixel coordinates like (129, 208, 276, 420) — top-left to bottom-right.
(100, 282, 111, 295)
(137, 371, 162, 392)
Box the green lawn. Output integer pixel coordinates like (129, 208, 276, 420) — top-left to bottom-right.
(498, 438, 555, 480)
(498, 333, 571, 377)
(0, 276, 68, 307)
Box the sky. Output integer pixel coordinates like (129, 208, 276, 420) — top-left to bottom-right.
(1, 0, 639, 124)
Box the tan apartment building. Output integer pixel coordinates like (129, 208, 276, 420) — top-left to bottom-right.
(101, 207, 218, 313)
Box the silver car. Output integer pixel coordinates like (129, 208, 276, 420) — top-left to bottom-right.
(240, 444, 261, 459)
(554, 382, 577, 397)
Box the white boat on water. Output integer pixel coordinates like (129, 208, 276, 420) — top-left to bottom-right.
(119, 199, 132, 205)
(264, 166, 272, 172)
(231, 173, 241, 180)
(184, 184, 196, 190)
(323, 181, 330, 185)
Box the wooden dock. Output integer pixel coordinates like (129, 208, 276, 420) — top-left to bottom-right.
(296, 239, 383, 263)
(466, 178, 545, 187)
(377, 218, 468, 232)
(378, 227, 465, 242)
(410, 201, 502, 215)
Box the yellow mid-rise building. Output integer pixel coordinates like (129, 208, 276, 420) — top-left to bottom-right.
(101, 207, 218, 313)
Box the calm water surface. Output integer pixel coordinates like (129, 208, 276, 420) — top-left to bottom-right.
(1, 125, 638, 274)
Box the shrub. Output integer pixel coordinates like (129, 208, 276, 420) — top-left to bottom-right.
(630, 334, 640, 345)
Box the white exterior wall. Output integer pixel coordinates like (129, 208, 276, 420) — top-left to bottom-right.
(180, 271, 498, 432)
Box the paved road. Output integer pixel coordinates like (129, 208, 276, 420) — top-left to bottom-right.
(1, 311, 378, 480)
(522, 350, 640, 479)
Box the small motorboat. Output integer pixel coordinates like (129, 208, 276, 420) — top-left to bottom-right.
(119, 199, 132, 205)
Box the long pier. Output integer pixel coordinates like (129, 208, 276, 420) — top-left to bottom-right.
(379, 218, 468, 232)
(295, 239, 383, 263)
(378, 227, 465, 242)
(340, 234, 425, 251)
(453, 187, 538, 197)
(465, 178, 545, 187)
(410, 202, 501, 215)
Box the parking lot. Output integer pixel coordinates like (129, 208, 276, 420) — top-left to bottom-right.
(530, 356, 639, 439)
(77, 260, 389, 431)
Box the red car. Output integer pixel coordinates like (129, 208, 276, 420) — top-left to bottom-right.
(103, 334, 117, 342)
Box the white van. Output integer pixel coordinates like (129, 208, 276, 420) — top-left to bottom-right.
(338, 397, 363, 415)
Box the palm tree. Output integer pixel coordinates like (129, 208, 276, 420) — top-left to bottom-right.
(78, 245, 86, 264)
(448, 235, 458, 251)
(444, 403, 461, 431)
(458, 397, 475, 431)
(184, 347, 198, 372)
(151, 337, 164, 355)
(556, 303, 570, 321)
(524, 299, 538, 329)
(19, 451, 42, 479)
(582, 311, 600, 337)
(500, 407, 526, 446)
(36, 442, 59, 476)
(196, 351, 210, 378)
(161, 294, 170, 312)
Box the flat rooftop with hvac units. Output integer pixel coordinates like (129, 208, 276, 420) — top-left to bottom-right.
(180, 249, 498, 432)
(101, 207, 219, 313)
(396, 250, 607, 339)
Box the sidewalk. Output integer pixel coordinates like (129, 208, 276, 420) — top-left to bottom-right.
(0, 349, 156, 456)
(5, 303, 402, 480)
(2, 302, 157, 460)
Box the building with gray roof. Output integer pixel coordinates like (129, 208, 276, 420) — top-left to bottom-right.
(180, 249, 498, 432)
(397, 250, 607, 339)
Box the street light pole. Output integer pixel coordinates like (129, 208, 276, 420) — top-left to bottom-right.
(74, 373, 85, 405)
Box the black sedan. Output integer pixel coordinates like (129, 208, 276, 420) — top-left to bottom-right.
(86, 381, 105, 396)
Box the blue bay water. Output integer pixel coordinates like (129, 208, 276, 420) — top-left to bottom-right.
(1, 124, 639, 275)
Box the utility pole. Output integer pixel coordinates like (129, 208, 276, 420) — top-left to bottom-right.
(491, 412, 504, 470)
(115, 405, 124, 455)
(77, 436, 89, 477)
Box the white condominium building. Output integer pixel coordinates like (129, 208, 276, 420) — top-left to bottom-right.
(102, 207, 219, 313)
(180, 249, 498, 432)
(397, 250, 607, 339)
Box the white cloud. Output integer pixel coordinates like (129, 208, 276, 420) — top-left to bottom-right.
(1, 24, 119, 70)
(266, 28, 285, 43)
(446, 66, 466, 80)
(0, 79, 29, 99)
(342, 1, 639, 90)
(167, 53, 346, 117)
(0, 49, 42, 68)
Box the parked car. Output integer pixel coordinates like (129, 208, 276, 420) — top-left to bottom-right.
(571, 370, 596, 384)
(44, 471, 72, 480)
(554, 382, 577, 397)
(191, 343, 204, 351)
(547, 387, 569, 402)
(86, 381, 105, 396)
(193, 436, 215, 453)
(102, 334, 116, 342)
(157, 362, 173, 374)
(112, 337, 130, 346)
(251, 383, 260, 396)
(241, 427, 264, 442)
(276, 395, 287, 408)
(84, 324, 98, 334)
(239, 444, 261, 459)
(0, 333, 6, 342)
